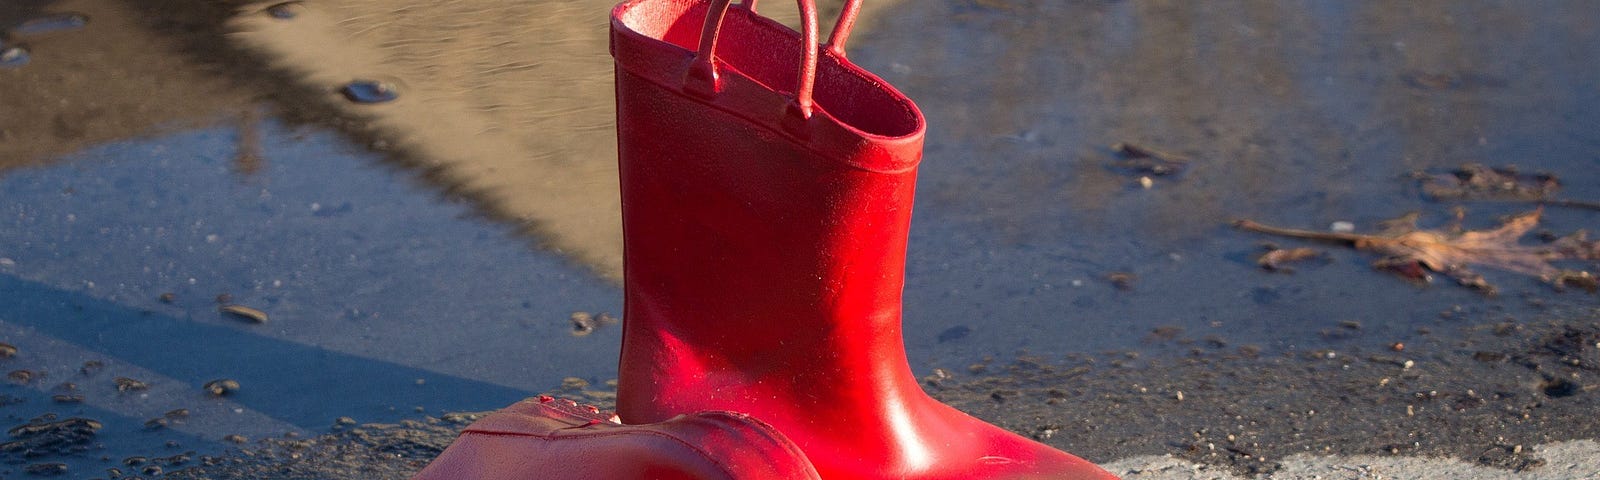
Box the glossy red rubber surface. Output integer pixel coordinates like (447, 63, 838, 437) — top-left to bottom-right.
(611, 1, 1118, 478)
(412, 396, 821, 479)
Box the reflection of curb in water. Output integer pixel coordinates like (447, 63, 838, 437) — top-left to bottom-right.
(220, 0, 907, 280)
(228, 0, 630, 279)
(0, 0, 251, 172)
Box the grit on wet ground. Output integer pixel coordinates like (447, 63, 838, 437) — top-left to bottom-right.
(163, 306, 1600, 478)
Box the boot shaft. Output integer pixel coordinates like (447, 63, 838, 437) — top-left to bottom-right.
(612, 0, 925, 364)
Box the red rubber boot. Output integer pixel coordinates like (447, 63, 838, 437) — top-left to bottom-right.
(611, 1, 1118, 478)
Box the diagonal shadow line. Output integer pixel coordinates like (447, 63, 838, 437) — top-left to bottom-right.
(0, 274, 532, 429)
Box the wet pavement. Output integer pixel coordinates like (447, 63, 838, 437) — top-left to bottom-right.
(0, 117, 625, 474)
(869, 0, 1600, 370)
(2, 0, 1599, 478)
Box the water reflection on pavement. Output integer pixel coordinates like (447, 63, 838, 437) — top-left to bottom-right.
(0, 120, 621, 474)
(861, 0, 1600, 369)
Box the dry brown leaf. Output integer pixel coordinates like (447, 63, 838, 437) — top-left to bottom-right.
(1236, 209, 1599, 293)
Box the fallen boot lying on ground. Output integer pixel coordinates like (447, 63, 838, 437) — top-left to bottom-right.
(609, 0, 1118, 478)
(411, 395, 821, 479)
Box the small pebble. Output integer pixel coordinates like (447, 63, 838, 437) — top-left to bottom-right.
(115, 377, 149, 392)
(144, 417, 168, 430)
(0, 46, 27, 68)
(220, 304, 268, 323)
(204, 379, 241, 396)
(340, 80, 399, 104)
(569, 312, 596, 336)
(80, 360, 104, 375)
(23, 462, 68, 475)
(265, 1, 304, 18)
(1107, 272, 1137, 290)
(0, 343, 17, 358)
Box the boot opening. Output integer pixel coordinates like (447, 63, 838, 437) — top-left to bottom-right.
(615, 0, 924, 139)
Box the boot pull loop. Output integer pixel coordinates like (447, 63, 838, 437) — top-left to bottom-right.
(688, 0, 824, 122)
(736, 0, 861, 58)
(738, 0, 858, 57)
(826, 0, 862, 58)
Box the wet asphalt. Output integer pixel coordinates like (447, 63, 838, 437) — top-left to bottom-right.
(2, 0, 1599, 478)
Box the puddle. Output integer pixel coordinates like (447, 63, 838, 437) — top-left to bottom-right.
(0, 119, 621, 474)
(849, 0, 1600, 370)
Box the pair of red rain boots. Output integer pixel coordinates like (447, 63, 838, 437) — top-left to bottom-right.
(413, 0, 1117, 478)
